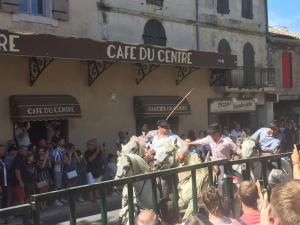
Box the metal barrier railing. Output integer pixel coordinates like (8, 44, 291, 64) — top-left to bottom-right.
(0, 152, 292, 225)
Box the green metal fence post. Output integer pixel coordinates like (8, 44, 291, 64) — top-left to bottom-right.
(261, 160, 268, 188)
(151, 178, 158, 213)
(172, 175, 180, 220)
(276, 157, 282, 170)
(127, 183, 135, 225)
(208, 166, 214, 186)
(223, 164, 235, 218)
(244, 162, 251, 181)
(69, 194, 76, 225)
(191, 169, 198, 214)
(100, 189, 107, 225)
(32, 201, 41, 225)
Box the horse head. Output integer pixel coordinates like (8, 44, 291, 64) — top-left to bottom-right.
(240, 138, 257, 159)
(115, 153, 134, 179)
(153, 138, 178, 170)
(121, 136, 145, 157)
(116, 153, 150, 179)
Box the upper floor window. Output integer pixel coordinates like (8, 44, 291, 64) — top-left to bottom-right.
(243, 43, 255, 86)
(146, 0, 163, 7)
(19, 0, 52, 17)
(217, 0, 230, 15)
(143, 19, 167, 46)
(218, 39, 231, 54)
(242, 0, 253, 19)
(282, 52, 293, 88)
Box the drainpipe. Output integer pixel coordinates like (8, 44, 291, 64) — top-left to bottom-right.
(265, 0, 271, 70)
(195, 0, 200, 50)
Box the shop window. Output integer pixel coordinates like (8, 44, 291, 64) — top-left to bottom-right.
(217, 0, 230, 14)
(243, 43, 255, 87)
(143, 19, 167, 46)
(242, 0, 253, 19)
(146, 0, 163, 7)
(19, 0, 52, 17)
(282, 52, 293, 88)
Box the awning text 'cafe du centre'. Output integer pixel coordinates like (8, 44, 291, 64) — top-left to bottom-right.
(0, 28, 237, 147)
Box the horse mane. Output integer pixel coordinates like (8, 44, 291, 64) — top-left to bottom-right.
(127, 153, 151, 173)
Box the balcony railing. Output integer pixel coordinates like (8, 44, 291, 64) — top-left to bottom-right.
(214, 66, 276, 89)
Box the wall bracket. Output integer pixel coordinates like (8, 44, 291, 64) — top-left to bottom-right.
(29, 57, 54, 86)
(136, 63, 160, 85)
(176, 66, 198, 85)
(88, 61, 113, 86)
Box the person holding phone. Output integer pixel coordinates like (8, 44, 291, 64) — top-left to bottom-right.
(292, 144, 300, 179)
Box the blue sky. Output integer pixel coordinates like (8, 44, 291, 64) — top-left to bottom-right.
(268, 0, 300, 32)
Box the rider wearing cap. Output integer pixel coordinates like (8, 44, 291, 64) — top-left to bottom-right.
(145, 120, 187, 162)
(187, 123, 238, 194)
(251, 121, 281, 156)
(188, 123, 238, 161)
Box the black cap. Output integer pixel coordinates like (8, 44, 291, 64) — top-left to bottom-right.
(207, 123, 220, 134)
(269, 120, 278, 128)
(157, 120, 170, 129)
(141, 124, 149, 132)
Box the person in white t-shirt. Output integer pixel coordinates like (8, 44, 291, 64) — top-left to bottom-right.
(15, 122, 31, 147)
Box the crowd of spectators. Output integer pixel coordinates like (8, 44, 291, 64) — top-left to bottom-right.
(0, 132, 120, 216)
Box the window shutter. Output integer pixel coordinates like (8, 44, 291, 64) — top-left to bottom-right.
(0, 0, 19, 13)
(282, 52, 293, 88)
(217, 0, 230, 14)
(248, 0, 253, 19)
(242, 0, 247, 18)
(52, 0, 69, 21)
(224, 0, 230, 14)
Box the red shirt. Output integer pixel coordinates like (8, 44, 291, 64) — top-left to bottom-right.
(231, 210, 260, 225)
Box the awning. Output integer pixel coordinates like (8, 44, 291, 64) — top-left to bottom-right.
(134, 96, 191, 117)
(10, 95, 81, 122)
(0, 29, 237, 69)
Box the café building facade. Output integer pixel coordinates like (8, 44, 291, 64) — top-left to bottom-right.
(0, 29, 237, 150)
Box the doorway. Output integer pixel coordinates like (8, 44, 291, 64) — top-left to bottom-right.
(28, 120, 68, 145)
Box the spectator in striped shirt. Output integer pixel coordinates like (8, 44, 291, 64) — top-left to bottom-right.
(52, 137, 66, 206)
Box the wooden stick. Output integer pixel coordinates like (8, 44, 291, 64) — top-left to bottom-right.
(166, 88, 194, 121)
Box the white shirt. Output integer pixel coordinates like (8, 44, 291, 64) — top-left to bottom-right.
(15, 127, 31, 147)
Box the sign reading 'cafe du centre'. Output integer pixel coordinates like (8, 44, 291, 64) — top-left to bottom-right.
(0, 29, 237, 69)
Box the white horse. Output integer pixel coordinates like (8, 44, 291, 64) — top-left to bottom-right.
(234, 137, 292, 183)
(116, 153, 159, 225)
(152, 136, 211, 220)
(120, 136, 145, 157)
